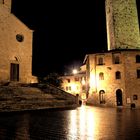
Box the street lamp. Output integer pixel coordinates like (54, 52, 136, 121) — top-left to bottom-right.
(72, 69, 78, 74)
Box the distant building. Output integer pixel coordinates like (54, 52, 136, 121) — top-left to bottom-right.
(60, 65, 87, 100)
(84, 0, 140, 108)
(0, 0, 37, 83)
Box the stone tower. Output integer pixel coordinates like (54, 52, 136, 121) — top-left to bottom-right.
(105, 0, 140, 50)
(0, 0, 12, 12)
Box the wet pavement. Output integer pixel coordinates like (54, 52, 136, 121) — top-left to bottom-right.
(0, 105, 140, 140)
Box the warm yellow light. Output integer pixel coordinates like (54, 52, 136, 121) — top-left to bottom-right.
(71, 84, 77, 91)
(89, 73, 95, 87)
(73, 69, 78, 74)
(82, 80, 85, 85)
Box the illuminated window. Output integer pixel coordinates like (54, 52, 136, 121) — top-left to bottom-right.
(99, 72, 104, 80)
(137, 69, 140, 78)
(133, 95, 138, 100)
(75, 77, 79, 81)
(136, 55, 140, 63)
(98, 57, 104, 65)
(69, 86, 71, 91)
(77, 86, 79, 90)
(115, 71, 121, 79)
(99, 90, 105, 104)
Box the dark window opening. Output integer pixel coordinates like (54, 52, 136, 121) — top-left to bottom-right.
(98, 57, 104, 65)
(137, 69, 140, 78)
(116, 71, 121, 79)
(16, 34, 24, 42)
(136, 55, 140, 63)
(133, 95, 138, 100)
(67, 79, 70, 83)
(114, 56, 120, 64)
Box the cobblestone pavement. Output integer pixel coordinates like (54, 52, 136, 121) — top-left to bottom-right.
(0, 105, 140, 140)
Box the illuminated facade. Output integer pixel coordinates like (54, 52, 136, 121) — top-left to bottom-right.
(60, 65, 86, 100)
(0, 0, 37, 83)
(85, 0, 140, 108)
(84, 50, 140, 108)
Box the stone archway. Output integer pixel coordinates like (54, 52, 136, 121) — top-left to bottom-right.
(116, 89, 123, 106)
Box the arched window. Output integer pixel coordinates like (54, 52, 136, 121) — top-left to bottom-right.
(99, 90, 105, 104)
(133, 95, 138, 100)
(136, 55, 140, 63)
(99, 72, 104, 80)
(115, 71, 121, 79)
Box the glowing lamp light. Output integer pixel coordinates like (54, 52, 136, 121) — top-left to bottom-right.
(73, 69, 78, 74)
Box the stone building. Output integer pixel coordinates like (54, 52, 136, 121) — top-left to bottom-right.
(84, 0, 140, 108)
(60, 65, 86, 100)
(0, 0, 37, 83)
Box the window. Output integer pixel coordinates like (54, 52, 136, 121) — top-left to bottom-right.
(99, 72, 104, 80)
(114, 56, 120, 64)
(98, 57, 104, 65)
(133, 95, 138, 100)
(75, 77, 79, 81)
(99, 90, 105, 104)
(115, 71, 121, 79)
(69, 86, 71, 91)
(82, 85, 86, 90)
(16, 34, 24, 42)
(137, 69, 140, 78)
(136, 55, 140, 63)
(66, 86, 68, 91)
(67, 79, 70, 83)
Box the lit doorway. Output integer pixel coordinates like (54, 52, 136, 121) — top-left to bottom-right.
(116, 89, 123, 106)
(10, 63, 19, 81)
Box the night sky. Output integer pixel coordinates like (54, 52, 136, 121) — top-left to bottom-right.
(11, 0, 108, 77)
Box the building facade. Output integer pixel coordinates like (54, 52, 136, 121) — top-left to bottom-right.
(85, 0, 140, 108)
(60, 65, 86, 100)
(84, 50, 140, 108)
(0, 0, 37, 83)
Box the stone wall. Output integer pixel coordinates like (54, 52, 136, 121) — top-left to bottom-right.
(106, 0, 140, 50)
(86, 50, 140, 108)
(0, 3, 33, 83)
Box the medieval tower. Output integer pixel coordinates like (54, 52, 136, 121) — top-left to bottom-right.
(85, 0, 140, 108)
(105, 0, 140, 50)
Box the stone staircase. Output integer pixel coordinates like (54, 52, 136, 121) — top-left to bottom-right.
(0, 83, 78, 112)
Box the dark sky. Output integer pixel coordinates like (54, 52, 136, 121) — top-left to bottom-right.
(12, 0, 107, 77)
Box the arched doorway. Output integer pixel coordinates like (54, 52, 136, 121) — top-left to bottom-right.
(116, 89, 123, 106)
(99, 90, 105, 104)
